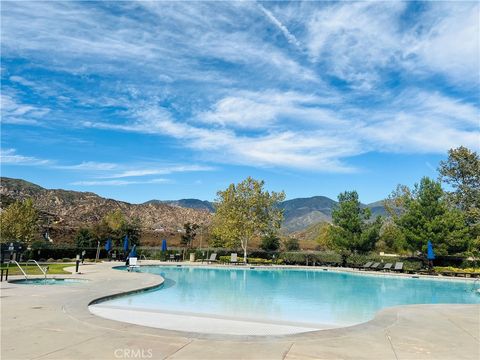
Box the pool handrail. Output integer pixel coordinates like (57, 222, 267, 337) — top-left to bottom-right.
(7, 260, 28, 280)
(27, 259, 48, 280)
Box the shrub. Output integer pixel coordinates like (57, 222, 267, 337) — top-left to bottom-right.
(260, 235, 281, 251)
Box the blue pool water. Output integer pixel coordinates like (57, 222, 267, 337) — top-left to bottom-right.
(11, 278, 88, 285)
(104, 266, 480, 327)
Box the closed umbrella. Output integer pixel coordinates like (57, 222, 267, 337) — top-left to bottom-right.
(427, 240, 435, 269)
(161, 239, 167, 252)
(427, 241, 435, 260)
(123, 235, 129, 253)
(104, 238, 112, 252)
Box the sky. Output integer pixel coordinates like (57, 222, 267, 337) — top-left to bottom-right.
(1, 1, 479, 204)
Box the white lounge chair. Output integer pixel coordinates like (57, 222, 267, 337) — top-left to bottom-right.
(128, 257, 140, 271)
(204, 253, 217, 264)
(230, 253, 239, 265)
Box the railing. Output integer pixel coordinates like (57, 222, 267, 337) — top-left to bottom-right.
(7, 261, 28, 280)
(27, 260, 49, 280)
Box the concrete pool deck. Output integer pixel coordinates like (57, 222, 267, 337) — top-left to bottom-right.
(1, 261, 479, 359)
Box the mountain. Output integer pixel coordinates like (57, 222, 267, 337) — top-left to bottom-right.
(145, 199, 215, 212)
(1, 178, 388, 240)
(0, 177, 211, 239)
(278, 196, 337, 232)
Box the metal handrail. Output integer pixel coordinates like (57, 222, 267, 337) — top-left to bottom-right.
(27, 260, 48, 280)
(7, 260, 28, 280)
(139, 254, 147, 261)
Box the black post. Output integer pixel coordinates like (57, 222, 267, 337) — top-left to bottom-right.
(75, 254, 80, 273)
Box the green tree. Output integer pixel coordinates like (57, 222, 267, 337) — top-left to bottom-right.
(376, 221, 406, 253)
(330, 191, 381, 253)
(315, 223, 335, 250)
(438, 146, 480, 243)
(396, 177, 469, 255)
(103, 209, 126, 232)
(260, 234, 281, 251)
(0, 198, 38, 244)
(438, 146, 480, 214)
(181, 222, 199, 248)
(212, 177, 285, 263)
(75, 228, 95, 248)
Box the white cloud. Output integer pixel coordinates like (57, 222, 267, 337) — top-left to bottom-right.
(258, 4, 302, 49)
(0, 148, 51, 165)
(71, 178, 170, 186)
(1, 93, 49, 125)
(102, 165, 215, 179)
(56, 162, 118, 171)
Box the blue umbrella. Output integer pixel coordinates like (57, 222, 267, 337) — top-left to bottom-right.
(427, 241, 435, 260)
(129, 244, 137, 258)
(123, 235, 129, 252)
(104, 238, 112, 252)
(161, 239, 167, 252)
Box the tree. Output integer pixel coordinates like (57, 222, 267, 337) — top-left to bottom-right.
(284, 237, 300, 251)
(103, 209, 126, 232)
(212, 177, 285, 263)
(396, 177, 469, 255)
(330, 191, 381, 253)
(438, 147, 480, 241)
(376, 221, 406, 254)
(181, 222, 199, 248)
(75, 228, 95, 248)
(260, 234, 281, 251)
(438, 146, 480, 213)
(0, 198, 38, 244)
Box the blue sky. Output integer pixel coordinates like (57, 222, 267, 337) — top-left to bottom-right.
(1, 1, 479, 204)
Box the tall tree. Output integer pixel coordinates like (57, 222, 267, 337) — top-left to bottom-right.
(438, 146, 480, 226)
(0, 198, 39, 244)
(212, 177, 285, 263)
(396, 177, 469, 255)
(181, 222, 199, 248)
(75, 228, 95, 248)
(330, 191, 381, 253)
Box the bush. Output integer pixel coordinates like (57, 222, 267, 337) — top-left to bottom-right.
(434, 266, 480, 273)
(260, 235, 281, 251)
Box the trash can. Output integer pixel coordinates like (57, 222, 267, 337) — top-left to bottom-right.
(189, 253, 195, 262)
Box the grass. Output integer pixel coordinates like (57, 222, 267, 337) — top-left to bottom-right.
(0, 262, 72, 276)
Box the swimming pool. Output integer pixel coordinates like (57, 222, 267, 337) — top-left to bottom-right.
(90, 266, 480, 335)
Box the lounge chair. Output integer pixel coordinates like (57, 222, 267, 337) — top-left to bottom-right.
(169, 254, 175, 262)
(361, 261, 373, 270)
(382, 263, 393, 271)
(204, 253, 217, 264)
(394, 262, 404, 272)
(128, 257, 139, 272)
(370, 262, 381, 270)
(230, 253, 239, 265)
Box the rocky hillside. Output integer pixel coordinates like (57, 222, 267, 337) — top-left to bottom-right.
(145, 199, 215, 212)
(0, 178, 211, 232)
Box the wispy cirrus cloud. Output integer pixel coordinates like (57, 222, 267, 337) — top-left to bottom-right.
(1, 0, 478, 180)
(0, 148, 51, 166)
(70, 178, 170, 186)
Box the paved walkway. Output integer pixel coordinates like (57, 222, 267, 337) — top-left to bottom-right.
(1, 262, 479, 360)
